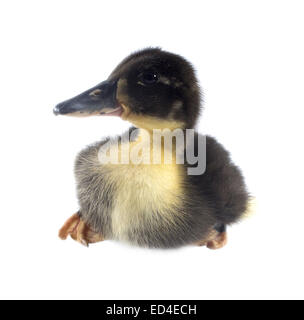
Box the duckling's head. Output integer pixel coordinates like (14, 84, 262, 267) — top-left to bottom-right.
(54, 48, 201, 129)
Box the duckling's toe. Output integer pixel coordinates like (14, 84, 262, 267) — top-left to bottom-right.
(70, 218, 104, 246)
(58, 213, 80, 240)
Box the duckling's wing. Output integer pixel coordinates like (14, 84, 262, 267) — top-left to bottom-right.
(199, 135, 249, 225)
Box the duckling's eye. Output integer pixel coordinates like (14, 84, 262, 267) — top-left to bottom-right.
(141, 71, 158, 84)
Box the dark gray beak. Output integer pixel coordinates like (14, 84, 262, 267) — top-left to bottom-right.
(53, 80, 121, 116)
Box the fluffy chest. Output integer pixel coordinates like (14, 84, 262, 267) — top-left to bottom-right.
(102, 161, 184, 241)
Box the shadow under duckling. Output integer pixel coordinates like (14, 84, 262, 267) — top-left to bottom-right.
(55, 48, 249, 249)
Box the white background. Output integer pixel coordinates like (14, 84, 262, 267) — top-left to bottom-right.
(0, 0, 303, 300)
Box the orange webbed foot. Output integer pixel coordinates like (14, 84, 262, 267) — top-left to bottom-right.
(58, 213, 104, 247)
(196, 226, 228, 250)
(206, 231, 227, 250)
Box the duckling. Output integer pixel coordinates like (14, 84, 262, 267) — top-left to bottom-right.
(54, 48, 249, 249)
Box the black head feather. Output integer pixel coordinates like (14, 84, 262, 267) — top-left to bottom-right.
(110, 48, 202, 129)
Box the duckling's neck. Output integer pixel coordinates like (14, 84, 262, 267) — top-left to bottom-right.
(125, 113, 187, 132)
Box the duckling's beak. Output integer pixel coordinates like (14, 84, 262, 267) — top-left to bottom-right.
(53, 80, 122, 117)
